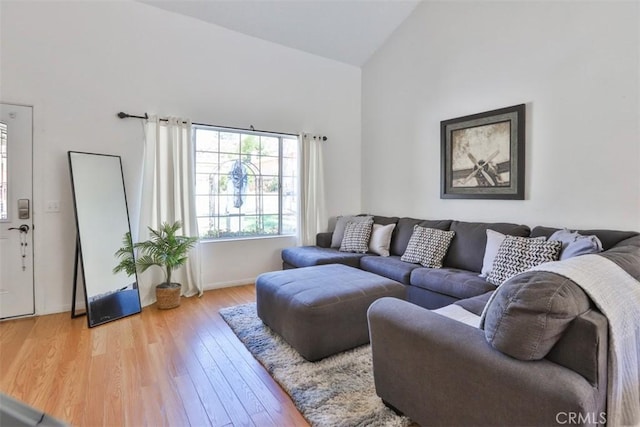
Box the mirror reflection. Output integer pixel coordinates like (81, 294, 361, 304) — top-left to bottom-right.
(68, 151, 141, 327)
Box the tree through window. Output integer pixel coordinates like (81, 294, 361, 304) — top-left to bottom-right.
(194, 125, 298, 240)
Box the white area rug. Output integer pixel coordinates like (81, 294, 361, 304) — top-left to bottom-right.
(219, 303, 410, 427)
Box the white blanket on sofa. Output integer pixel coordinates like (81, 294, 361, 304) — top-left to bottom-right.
(433, 304, 481, 328)
(529, 255, 640, 427)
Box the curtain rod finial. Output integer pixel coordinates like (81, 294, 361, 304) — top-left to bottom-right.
(117, 112, 128, 119)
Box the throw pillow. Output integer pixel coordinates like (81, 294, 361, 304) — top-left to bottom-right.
(479, 229, 506, 278)
(549, 228, 603, 260)
(331, 215, 373, 248)
(482, 270, 591, 360)
(487, 236, 562, 286)
(480, 230, 546, 278)
(400, 225, 455, 268)
(368, 223, 396, 257)
(339, 219, 373, 253)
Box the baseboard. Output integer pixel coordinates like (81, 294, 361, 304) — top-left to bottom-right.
(202, 278, 256, 291)
(29, 281, 254, 318)
(37, 303, 82, 317)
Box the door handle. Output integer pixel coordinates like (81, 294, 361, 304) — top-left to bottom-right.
(8, 224, 29, 233)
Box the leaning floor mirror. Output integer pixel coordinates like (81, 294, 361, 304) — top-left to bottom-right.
(68, 151, 141, 327)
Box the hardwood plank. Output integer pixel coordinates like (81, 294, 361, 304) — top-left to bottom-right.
(52, 323, 92, 424)
(140, 383, 168, 426)
(0, 317, 35, 379)
(122, 347, 145, 427)
(27, 334, 68, 411)
(103, 321, 125, 427)
(0, 285, 310, 427)
(192, 299, 303, 425)
(173, 374, 213, 427)
(188, 332, 255, 426)
(146, 341, 191, 426)
(167, 325, 232, 426)
(83, 353, 107, 426)
(195, 288, 309, 426)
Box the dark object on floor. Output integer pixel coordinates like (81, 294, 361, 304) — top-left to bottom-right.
(0, 393, 67, 427)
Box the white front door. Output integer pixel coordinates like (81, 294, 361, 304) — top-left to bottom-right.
(0, 103, 34, 319)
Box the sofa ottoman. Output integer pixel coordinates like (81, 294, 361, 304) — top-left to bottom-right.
(256, 264, 405, 361)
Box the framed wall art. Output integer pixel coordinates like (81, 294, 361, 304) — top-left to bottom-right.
(441, 104, 525, 200)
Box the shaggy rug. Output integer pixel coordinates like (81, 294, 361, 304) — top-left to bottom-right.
(219, 303, 410, 427)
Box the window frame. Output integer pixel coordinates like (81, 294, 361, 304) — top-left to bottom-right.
(193, 124, 298, 241)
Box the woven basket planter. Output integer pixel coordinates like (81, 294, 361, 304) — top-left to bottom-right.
(156, 283, 181, 310)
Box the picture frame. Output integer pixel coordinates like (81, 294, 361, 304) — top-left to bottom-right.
(441, 104, 525, 200)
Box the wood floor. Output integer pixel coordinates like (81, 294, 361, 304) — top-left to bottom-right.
(0, 285, 310, 427)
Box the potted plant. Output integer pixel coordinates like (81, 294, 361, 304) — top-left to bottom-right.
(134, 221, 198, 309)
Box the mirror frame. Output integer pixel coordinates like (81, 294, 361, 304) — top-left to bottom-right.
(68, 151, 141, 327)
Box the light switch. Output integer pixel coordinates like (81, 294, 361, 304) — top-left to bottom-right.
(45, 200, 60, 213)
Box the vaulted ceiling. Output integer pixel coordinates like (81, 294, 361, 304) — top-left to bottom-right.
(139, 0, 421, 66)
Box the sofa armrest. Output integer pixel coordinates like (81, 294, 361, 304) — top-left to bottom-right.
(316, 232, 333, 248)
(367, 298, 605, 426)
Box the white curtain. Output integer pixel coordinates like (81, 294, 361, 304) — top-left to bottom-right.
(137, 115, 201, 306)
(299, 133, 327, 246)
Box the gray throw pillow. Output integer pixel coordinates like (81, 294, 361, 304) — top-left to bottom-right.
(483, 271, 591, 360)
(331, 215, 372, 248)
(339, 220, 373, 253)
(549, 228, 603, 260)
(487, 236, 562, 286)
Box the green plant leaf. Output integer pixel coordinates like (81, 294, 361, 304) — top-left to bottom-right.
(132, 220, 198, 285)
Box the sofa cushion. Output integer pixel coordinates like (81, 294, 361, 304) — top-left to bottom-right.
(445, 221, 530, 273)
(410, 268, 495, 300)
(454, 291, 494, 316)
(482, 270, 591, 361)
(330, 215, 372, 248)
(316, 232, 333, 248)
(360, 255, 421, 285)
(600, 235, 640, 278)
(390, 217, 452, 257)
(339, 219, 373, 253)
(487, 236, 562, 286)
(281, 246, 366, 268)
(549, 228, 603, 260)
(369, 223, 396, 257)
(400, 226, 455, 268)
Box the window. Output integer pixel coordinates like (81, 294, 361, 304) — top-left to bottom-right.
(194, 125, 298, 240)
(0, 123, 7, 220)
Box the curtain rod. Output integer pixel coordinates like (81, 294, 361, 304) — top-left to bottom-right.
(116, 112, 327, 141)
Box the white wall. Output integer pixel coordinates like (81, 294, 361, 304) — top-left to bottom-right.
(1, 1, 362, 315)
(362, 1, 640, 231)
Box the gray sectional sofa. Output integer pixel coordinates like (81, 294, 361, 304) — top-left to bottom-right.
(281, 215, 637, 310)
(280, 215, 640, 426)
